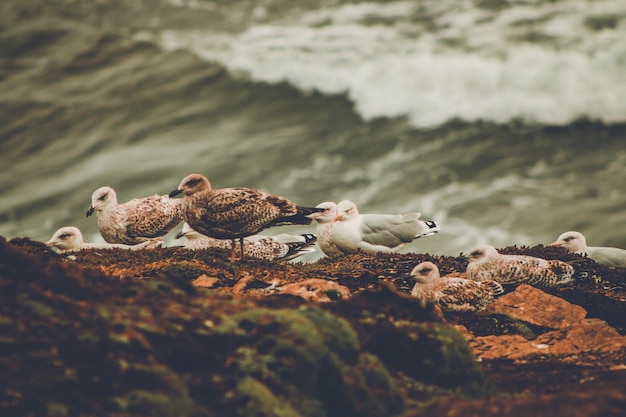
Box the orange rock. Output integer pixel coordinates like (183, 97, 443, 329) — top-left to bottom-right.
(470, 334, 530, 360)
(192, 274, 219, 288)
(470, 318, 626, 361)
(534, 318, 626, 356)
(232, 272, 256, 295)
(486, 284, 587, 329)
(278, 279, 351, 302)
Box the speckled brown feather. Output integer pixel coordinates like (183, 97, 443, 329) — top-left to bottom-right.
(411, 262, 503, 313)
(178, 221, 316, 261)
(98, 195, 183, 245)
(467, 245, 575, 288)
(183, 187, 313, 239)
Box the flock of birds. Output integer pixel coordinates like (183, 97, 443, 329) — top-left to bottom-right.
(43, 173, 626, 313)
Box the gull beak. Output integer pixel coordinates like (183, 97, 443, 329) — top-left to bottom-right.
(547, 241, 560, 247)
(44, 240, 55, 247)
(169, 189, 182, 198)
(86, 207, 95, 217)
(175, 230, 186, 240)
(333, 214, 342, 222)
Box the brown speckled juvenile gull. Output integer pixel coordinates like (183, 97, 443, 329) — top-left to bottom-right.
(331, 200, 440, 254)
(549, 231, 626, 268)
(45, 226, 157, 253)
(86, 186, 183, 245)
(175, 223, 317, 261)
(309, 201, 344, 257)
(466, 244, 575, 288)
(410, 261, 503, 312)
(169, 173, 323, 261)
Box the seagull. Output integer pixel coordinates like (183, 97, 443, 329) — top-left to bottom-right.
(308, 201, 344, 257)
(549, 231, 626, 268)
(330, 200, 440, 254)
(246, 232, 317, 246)
(45, 226, 157, 253)
(86, 186, 182, 245)
(175, 223, 317, 261)
(410, 261, 503, 312)
(169, 173, 323, 261)
(466, 244, 576, 288)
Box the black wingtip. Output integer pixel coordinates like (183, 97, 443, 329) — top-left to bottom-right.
(300, 233, 317, 244)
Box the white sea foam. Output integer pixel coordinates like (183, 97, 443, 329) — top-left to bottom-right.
(160, 0, 626, 127)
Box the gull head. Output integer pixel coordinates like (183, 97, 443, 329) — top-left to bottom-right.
(87, 186, 117, 217)
(170, 173, 211, 198)
(45, 226, 83, 252)
(410, 261, 440, 283)
(549, 231, 587, 254)
(310, 201, 337, 224)
(334, 200, 359, 222)
(467, 244, 499, 264)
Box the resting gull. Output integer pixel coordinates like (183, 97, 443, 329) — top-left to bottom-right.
(45, 226, 157, 253)
(466, 244, 576, 288)
(86, 186, 183, 245)
(330, 200, 440, 254)
(410, 261, 503, 312)
(309, 201, 344, 257)
(549, 231, 626, 268)
(175, 223, 317, 261)
(169, 173, 323, 261)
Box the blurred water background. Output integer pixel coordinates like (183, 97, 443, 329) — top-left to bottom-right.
(1, 0, 625, 260)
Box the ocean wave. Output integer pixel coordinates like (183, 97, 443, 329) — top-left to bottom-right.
(160, 0, 626, 127)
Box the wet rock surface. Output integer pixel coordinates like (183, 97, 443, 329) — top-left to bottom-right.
(1, 237, 625, 416)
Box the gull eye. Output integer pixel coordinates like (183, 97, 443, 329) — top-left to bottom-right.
(59, 233, 71, 240)
(185, 179, 200, 188)
(471, 250, 482, 257)
(419, 267, 431, 274)
(98, 193, 108, 201)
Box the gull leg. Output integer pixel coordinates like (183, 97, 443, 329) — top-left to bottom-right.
(239, 237, 245, 260)
(230, 239, 237, 262)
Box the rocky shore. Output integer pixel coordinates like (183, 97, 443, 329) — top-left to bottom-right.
(1, 236, 625, 417)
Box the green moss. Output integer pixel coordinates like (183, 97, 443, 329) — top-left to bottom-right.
(216, 306, 403, 417)
(121, 389, 206, 417)
(299, 306, 361, 363)
(324, 288, 343, 300)
(348, 314, 486, 398)
(115, 364, 208, 417)
(341, 353, 404, 417)
(496, 312, 538, 340)
(233, 376, 305, 417)
(46, 402, 69, 416)
(77, 333, 100, 344)
(511, 321, 536, 339)
(19, 294, 54, 318)
(413, 322, 485, 390)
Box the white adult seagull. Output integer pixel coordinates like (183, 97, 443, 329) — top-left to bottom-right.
(331, 200, 440, 254)
(549, 231, 626, 268)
